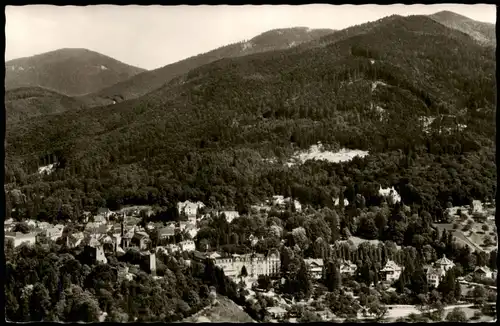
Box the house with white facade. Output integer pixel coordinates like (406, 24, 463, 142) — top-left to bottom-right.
(5, 232, 37, 247)
(304, 258, 324, 279)
(179, 240, 196, 252)
(46, 225, 64, 241)
(339, 259, 358, 275)
(219, 210, 240, 223)
(178, 201, 205, 222)
(271, 195, 285, 206)
(380, 260, 403, 282)
(166, 244, 181, 253)
(424, 255, 456, 287)
(427, 266, 446, 288)
(4, 218, 14, 232)
(473, 266, 496, 280)
(267, 306, 287, 320)
(378, 186, 401, 204)
(186, 224, 198, 239)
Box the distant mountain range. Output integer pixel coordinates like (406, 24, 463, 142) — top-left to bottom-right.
(429, 10, 496, 47)
(80, 27, 335, 107)
(5, 48, 146, 96)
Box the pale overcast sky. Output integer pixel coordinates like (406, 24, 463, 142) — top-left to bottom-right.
(5, 4, 496, 70)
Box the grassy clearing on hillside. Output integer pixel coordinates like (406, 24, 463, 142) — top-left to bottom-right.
(287, 145, 369, 166)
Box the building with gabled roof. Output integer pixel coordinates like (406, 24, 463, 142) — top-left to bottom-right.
(339, 259, 357, 275)
(434, 255, 455, 272)
(266, 306, 287, 320)
(46, 226, 64, 241)
(132, 231, 150, 250)
(427, 266, 446, 288)
(178, 200, 205, 221)
(159, 226, 176, 239)
(67, 232, 85, 248)
(380, 260, 403, 282)
(304, 258, 324, 279)
(474, 266, 496, 280)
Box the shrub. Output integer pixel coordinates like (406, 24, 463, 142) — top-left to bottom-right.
(470, 311, 482, 320)
(446, 308, 467, 322)
(481, 224, 489, 231)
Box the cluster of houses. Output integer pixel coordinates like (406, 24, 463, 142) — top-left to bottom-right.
(301, 258, 403, 283)
(4, 201, 251, 270)
(424, 255, 497, 288)
(4, 218, 65, 247)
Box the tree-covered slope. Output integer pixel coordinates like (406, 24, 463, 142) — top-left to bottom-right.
(5, 48, 146, 96)
(81, 27, 335, 107)
(5, 87, 87, 123)
(429, 10, 496, 47)
(5, 15, 496, 222)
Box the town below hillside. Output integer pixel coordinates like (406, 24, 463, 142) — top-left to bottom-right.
(5, 195, 497, 323)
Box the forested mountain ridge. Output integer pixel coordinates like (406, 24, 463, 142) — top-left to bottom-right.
(5, 48, 146, 96)
(80, 27, 335, 107)
(5, 14, 495, 224)
(5, 87, 88, 123)
(429, 10, 496, 47)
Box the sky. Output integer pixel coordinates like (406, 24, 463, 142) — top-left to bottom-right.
(5, 4, 497, 70)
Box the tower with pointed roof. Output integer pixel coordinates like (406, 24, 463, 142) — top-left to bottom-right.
(434, 254, 455, 272)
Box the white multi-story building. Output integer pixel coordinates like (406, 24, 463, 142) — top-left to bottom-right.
(380, 260, 403, 282)
(195, 250, 281, 280)
(179, 240, 196, 252)
(426, 266, 446, 288)
(178, 201, 205, 220)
